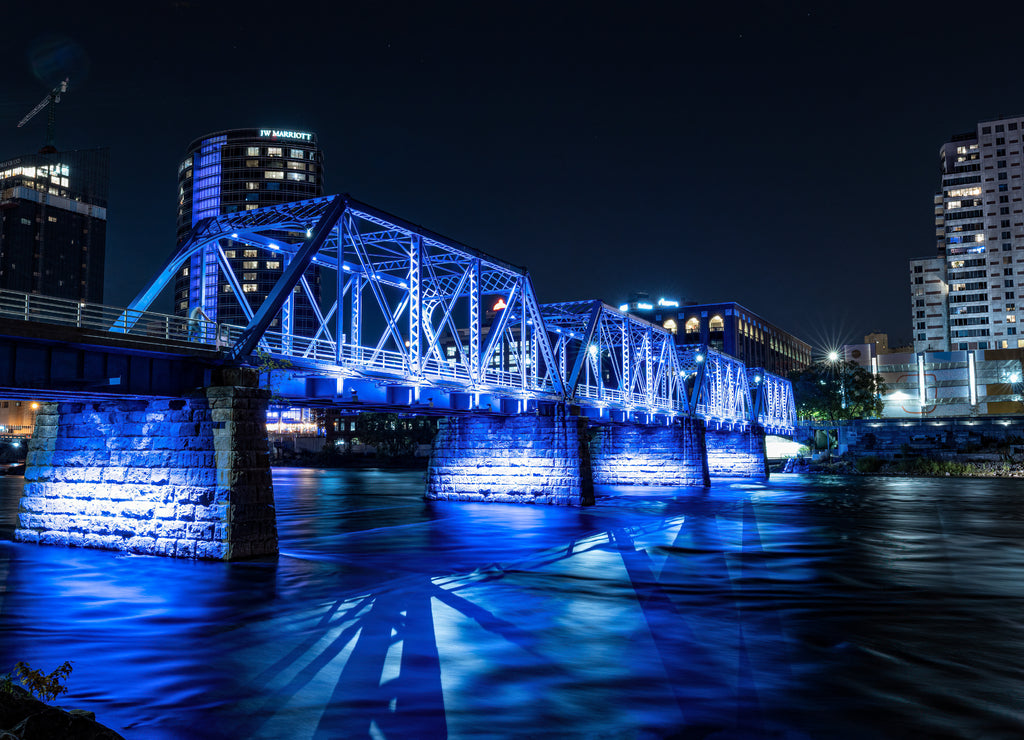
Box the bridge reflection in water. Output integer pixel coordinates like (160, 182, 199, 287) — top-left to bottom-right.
(5, 469, 1023, 739)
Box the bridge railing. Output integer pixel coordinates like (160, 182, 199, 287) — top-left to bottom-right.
(0, 288, 218, 346)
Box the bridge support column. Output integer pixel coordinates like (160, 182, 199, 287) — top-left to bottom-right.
(704, 426, 768, 479)
(16, 368, 277, 560)
(426, 409, 593, 505)
(588, 419, 710, 487)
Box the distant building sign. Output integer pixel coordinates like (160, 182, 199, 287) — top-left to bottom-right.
(259, 129, 313, 141)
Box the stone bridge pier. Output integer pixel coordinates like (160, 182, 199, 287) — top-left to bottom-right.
(425, 411, 713, 505)
(704, 425, 768, 479)
(16, 368, 277, 560)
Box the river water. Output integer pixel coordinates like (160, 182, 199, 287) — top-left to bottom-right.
(2, 470, 1024, 739)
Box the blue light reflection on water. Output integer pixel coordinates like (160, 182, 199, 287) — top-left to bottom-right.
(3, 471, 1024, 738)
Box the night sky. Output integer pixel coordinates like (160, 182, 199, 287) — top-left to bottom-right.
(6, 2, 1024, 353)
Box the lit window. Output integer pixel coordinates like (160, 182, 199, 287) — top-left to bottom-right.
(242, 284, 258, 293)
(709, 315, 724, 332)
(222, 284, 232, 292)
(178, 300, 189, 310)
(243, 261, 258, 269)
(246, 182, 259, 190)
(243, 272, 257, 281)
(223, 250, 235, 258)
(244, 250, 258, 258)
(1008, 315, 1017, 323)
(267, 147, 282, 157)
(245, 159, 259, 167)
(289, 149, 304, 158)
(246, 147, 259, 156)
(265, 261, 280, 269)
(662, 319, 677, 334)
(245, 204, 258, 210)
(287, 172, 305, 182)
(287, 161, 305, 170)
(181, 267, 189, 277)
(265, 170, 284, 179)
(685, 318, 700, 334)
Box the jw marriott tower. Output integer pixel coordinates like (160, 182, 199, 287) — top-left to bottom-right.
(173, 128, 324, 334)
(911, 115, 1024, 352)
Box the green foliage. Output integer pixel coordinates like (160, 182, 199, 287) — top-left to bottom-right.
(1, 661, 73, 703)
(855, 456, 884, 473)
(789, 359, 886, 422)
(254, 349, 294, 404)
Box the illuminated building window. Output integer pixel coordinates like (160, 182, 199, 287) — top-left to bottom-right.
(245, 159, 259, 167)
(245, 204, 258, 210)
(243, 273, 257, 281)
(243, 261, 258, 269)
(246, 147, 259, 156)
(685, 318, 700, 334)
(1008, 315, 1017, 323)
(287, 161, 305, 170)
(244, 250, 258, 258)
(287, 172, 305, 182)
(246, 182, 259, 190)
(267, 147, 282, 157)
(709, 315, 724, 332)
(178, 300, 189, 311)
(264, 170, 284, 180)
(265, 261, 280, 269)
(181, 267, 189, 277)
(662, 319, 677, 334)
(223, 250, 235, 258)
(222, 284, 232, 292)
(289, 149, 304, 158)
(242, 284, 257, 293)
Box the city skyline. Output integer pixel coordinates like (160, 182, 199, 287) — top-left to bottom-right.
(7, 3, 1024, 351)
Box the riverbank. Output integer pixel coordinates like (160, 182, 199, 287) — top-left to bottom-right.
(794, 455, 1024, 478)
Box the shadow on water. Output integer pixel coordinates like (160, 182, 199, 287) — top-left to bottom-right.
(3, 471, 1024, 738)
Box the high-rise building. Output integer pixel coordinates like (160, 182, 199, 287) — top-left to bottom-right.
(173, 128, 324, 334)
(0, 148, 109, 303)
(912, 115, 1024, 352)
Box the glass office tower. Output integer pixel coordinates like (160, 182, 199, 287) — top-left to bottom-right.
(173, 128, 324, 334)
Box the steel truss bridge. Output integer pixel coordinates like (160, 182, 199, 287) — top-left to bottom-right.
(4, 194, 795, 433)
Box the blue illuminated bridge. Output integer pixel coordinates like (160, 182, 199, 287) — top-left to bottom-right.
(1, 194, 796, 561)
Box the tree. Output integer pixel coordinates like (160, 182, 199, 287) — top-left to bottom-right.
(788, 359, 886, 422)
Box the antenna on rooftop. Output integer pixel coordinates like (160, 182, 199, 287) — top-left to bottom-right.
(17, 77, 70, 153)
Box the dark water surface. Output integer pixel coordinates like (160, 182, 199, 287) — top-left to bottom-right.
(2, 470, 1024, 739)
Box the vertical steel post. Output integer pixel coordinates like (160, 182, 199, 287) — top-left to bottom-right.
(469, 259, 480, 384)
(645, 326, 653, 406)
(409, 235, 422, 377)
(622, 319, 630, 408)
(336, 222, 345, 364)
(351, 276, 362, 362)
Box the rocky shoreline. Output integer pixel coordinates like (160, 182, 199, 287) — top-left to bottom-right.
(783, 456, 1024, 478)
(0, 685, 124, 739)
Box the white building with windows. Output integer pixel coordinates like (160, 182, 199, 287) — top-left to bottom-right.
(912, 115, 1024, 353)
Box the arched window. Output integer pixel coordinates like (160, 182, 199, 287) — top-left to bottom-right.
(709, 315, 724, 332)
(685, 317, 700, 334)
(662, 318, 677, 334)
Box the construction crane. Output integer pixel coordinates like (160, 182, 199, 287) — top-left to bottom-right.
(17, 77, 69, 153)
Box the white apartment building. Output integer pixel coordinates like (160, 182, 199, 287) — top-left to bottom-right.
(911, 115, 1024, 353)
